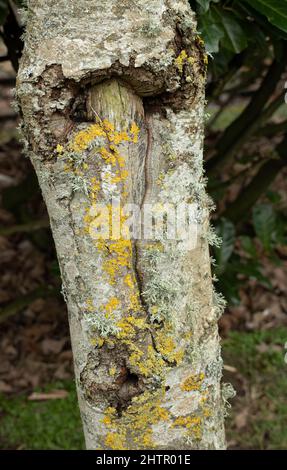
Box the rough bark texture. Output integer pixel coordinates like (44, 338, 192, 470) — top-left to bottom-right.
(17, 0, 227, 450)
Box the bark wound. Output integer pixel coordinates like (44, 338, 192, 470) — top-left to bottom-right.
(80, 80, 158, 414)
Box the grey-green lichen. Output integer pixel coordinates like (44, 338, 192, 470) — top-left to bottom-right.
(221, 382, 236, 417)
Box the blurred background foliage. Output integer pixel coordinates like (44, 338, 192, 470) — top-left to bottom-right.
(0, 0, 286, 449)
(190, 0, 287, 304)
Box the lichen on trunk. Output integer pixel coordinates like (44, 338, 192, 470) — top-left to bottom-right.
(17, 0, 226, 449)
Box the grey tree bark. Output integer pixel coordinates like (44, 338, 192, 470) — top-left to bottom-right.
(17, 0, 227, 450)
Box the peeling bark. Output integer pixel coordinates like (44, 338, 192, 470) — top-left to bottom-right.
(17, 0, 226, 449)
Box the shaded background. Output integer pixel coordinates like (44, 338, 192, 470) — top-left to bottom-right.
(0, 0, 287, 449)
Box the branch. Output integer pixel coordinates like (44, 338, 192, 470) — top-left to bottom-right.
(222, 134, 287, 222)
(0, 218, 50, 236)
(256, 120, 287, 137)
(206, 48, 287, 176)
(2, 2, 24, 72)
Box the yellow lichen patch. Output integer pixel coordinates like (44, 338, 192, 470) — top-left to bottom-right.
(175, 49, 188, 73)
(175, 49, 198, 78)
(155, 327, 184, 365)
(184, 331, 193, 341)
(105, 406, 117, 417)
(124, 274, 133, 289)
(56, 144, 64, 154)
(105, 432, 127, 450)
(130, 344, 166, 378)
(196, 35, 205, 46)
(107, 169, 129, 185)
(102, 297, 120, 315)
(90, 337, 105, 348)
(98, 120, 140, 146)
(69, 123, 106, 152)
(102, 388, 170, 450)
(99, 147, 118, 166)
(156, 173, 165, 186)
(200, 392, 208, 404)
(124, 274, 143, 311)
(102, 119, 115, 135)
(187, 56, 196, 65)
(173, 415, 201, 429)
(116, 316, 148, 339)
(90, 177, 101, 201)
(109, 367, 116, 376)
(154, 322, 185, 364)
(202, 407, 211, 418)
(85, 202, 134, 285)
(101, 238, 133, 285)
(172, 415, 202, 440)
(115, 317, 165, 378)
(181, 373, 205, 392)
(130, 122, 140, 143)
(85, 298, 94, 312)
(150, 306, 158, 316)
(109, 145, 126, 167)
(113, 130, 130, 145)
(129, 292, 142, 311)
(101, 415, 112, 426)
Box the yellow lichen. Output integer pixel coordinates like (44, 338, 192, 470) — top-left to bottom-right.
(102, 388, 170, 450)
(175, 50, 188, 73)
(124, 274, 133, 289)
(129, 344, 165, 378)
(116, 316, 148, 339)
(102, 297, 120, 315)
(90, 337, 105, 348)
(101, 238, 133, 285)
(56, 144, 64, 153)
(196, 35, 205, 46)
(69, 123, 106, 152)
(109, 367, 116, 376)
(172, 415, 202, 440)
(181, 373, 205, 392)
(130, 122, 140, 143)
(129, 292, 142, 311)
(105, 432, 127, 450)
(173, 415, 201, 428)
(155, 325, 184, 365)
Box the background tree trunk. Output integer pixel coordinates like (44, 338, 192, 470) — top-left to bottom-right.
(17, 0, 226, 449)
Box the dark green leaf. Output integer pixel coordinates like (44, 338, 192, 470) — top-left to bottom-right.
(195, 0, 220, 13)
(240, 235, 258, 258)
(252, 203, 277, 252)
(211, 6, 248, 53)
(198, 5, 248, 54)
(266, 190, 282, 204)
(198, 8, 224, 53)
(243, 0, 287, 34)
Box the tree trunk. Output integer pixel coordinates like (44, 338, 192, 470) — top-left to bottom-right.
(17, 0, 226, 450)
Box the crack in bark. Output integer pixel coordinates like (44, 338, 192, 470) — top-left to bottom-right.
(133, 110, 153, 314)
